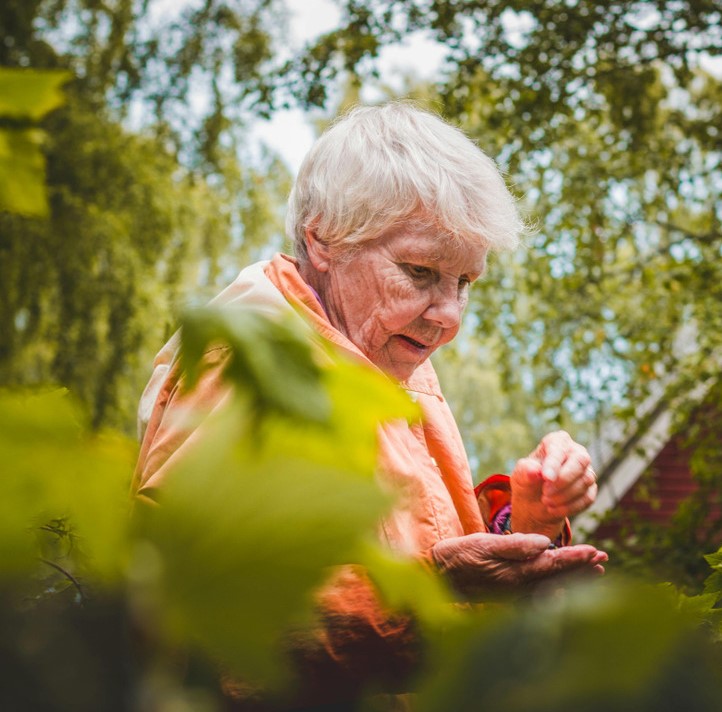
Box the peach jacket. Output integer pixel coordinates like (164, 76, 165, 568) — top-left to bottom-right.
(132, 253, 510, 700)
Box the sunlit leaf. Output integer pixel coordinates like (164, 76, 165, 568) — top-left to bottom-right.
(135, 401, 390, 683)
(703, 547, 722, 601)
(180, 307, 330, 423)
(262, 355, 420, 479)
(704, 548, 722, 572)
(0, 68, 71, 121)
(0, 69, 70, 216)
(0, 127, 49, 216)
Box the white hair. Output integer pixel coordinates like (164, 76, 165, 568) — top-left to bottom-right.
(286, 101, 524, 262)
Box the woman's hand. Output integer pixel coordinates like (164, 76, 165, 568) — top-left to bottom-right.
(432, 532, 607, 600)
(510, 430, 598, 539)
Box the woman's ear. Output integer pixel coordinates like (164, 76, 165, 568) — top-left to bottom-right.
(304, 227, 331, 272)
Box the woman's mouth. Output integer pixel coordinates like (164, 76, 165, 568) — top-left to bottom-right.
(398, 335, 428, 350)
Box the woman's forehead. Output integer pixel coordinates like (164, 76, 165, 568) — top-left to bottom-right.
(384, 229, 488, 273)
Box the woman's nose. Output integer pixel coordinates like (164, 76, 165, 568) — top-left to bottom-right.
(423, 289, 463, 330)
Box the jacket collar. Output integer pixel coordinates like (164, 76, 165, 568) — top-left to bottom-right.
(264, 253, 444, 399)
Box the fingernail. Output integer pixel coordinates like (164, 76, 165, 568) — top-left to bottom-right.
(542, 466, 556, 481)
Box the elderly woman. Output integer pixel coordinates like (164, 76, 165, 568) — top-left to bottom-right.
(133, 102, 606, 706)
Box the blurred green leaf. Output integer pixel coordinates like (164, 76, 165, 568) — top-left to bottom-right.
(262, 355, 420, 479)
(323, 355, 420, 473)
(417, 577, 722, 712)
(136, 401, 389, 684)
(0, 69, 70, 216)
(0, 389, 135, 581)
(0, 127, 49, 216)
(180, 308, 330, 424)
(0, 68, 70, 121)
(136, 312, 419, 683)
(359, 542, 459, 628)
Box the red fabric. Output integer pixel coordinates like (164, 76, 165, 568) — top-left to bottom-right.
(474, 474, 513, 523)
(475, 475, 572, 545)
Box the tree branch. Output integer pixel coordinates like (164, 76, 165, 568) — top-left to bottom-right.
(40, 558, 86, 604)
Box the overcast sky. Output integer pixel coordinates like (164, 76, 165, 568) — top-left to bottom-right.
(252, 0, 446, 173)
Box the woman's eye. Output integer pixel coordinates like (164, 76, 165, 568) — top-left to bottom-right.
(405, 264, 432, 279)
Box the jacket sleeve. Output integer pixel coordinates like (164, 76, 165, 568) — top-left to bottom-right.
(132, 344, 233, 503)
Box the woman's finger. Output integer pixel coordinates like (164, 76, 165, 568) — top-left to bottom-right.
(543, 457, 595, 500)
(532, 430, 574, 482)
(542, 481, 599, 518)
(553, 444, 592, 486)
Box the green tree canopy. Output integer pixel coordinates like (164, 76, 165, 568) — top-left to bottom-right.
(282, 0, 720, 417)
(0, 0, 293, 430)
(1, 0, 288, 167)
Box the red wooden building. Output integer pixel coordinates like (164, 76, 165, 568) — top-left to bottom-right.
(573, 387, 721, 545)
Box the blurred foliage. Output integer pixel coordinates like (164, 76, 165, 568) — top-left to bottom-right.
(416, 577, 722, 712)
(277, 1, 721, 132)
(0, 1, 292, 431)
(0, 67, 70, 216)
(0, 388, 134, 581)
(0, 68, 69, 122)
(1, 93, 234, 430)
(181, 308, 332, 424)
(3, 310, 722, 710)
(0, 0, 287, 168)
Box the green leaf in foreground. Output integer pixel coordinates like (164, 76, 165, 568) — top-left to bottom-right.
(261, 355, 420, 479)
(416, 577, 722, 712)
(137, 314, 419, 684)
(180, 308, 330, 423)
(136, 402, 388, 685)
(0, 68, 71, 216)
(0, 389, 135, 581)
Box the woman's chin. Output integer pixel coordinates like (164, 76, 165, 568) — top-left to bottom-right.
(375, 354, 427, 383)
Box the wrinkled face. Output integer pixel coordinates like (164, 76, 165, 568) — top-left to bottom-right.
(316, 227, 487, 382)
